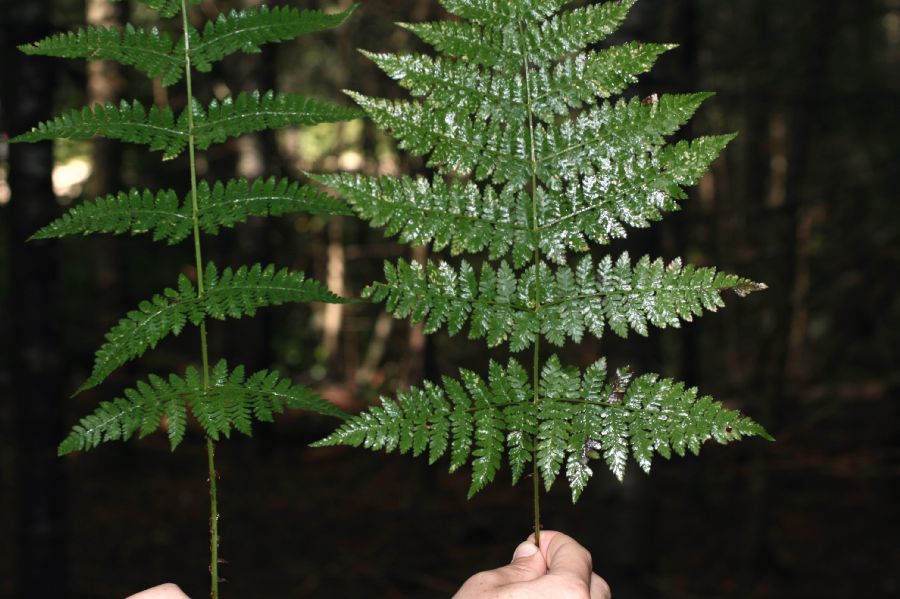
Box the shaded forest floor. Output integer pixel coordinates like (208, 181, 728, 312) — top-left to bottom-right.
(1, 392, 897, 599)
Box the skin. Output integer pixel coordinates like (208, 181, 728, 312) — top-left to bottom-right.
(128, 531, 610, 599)
(454, 531, 611, 599)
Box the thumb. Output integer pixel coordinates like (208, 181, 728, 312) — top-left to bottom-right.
(491, 541, 547, 584)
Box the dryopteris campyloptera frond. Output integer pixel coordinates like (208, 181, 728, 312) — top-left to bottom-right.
(11, 0, 360, 595)
(311, 0, 772, 543)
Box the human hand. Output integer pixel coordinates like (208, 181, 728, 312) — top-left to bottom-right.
(125, 583, 190, 599)
(453, 530, 610, 599)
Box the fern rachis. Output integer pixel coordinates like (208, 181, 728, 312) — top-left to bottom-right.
(12, 0, 359, 595)
(313, 0, 772, 545)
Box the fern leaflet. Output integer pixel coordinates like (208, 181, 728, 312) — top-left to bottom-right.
(31, 177, 351, 243)
(77, 264, 350, 394)
(315, 357, 770, 500)
(60, 360, 345, 455)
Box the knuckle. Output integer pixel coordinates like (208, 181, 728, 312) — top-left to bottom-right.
(558, 577, 592, 599)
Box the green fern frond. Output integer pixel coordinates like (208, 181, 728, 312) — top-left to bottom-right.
(109, 0, 201, 19)
(31, 178, 350, 244)
(12, 92, 360, 159)
(365, 254, 764, 351)
(196, 176, 353, 234)
(189, 4, 357, 73)
(348, 91, 532, 187)
(10, 99, 185, 158)
(439, 0, 566, 24)
(526, 0, 635, 64)
(60, 360, 345, 455)
(399, 20, 523, 71)
(31, 188, 189, 243)
(77, 264, 349, 394)
(189, 91, 362, 153)
(315, 355, 769, 499)
(309, 172, 534, 265)
(313, 0, 771, 507)
(19, 24, 183, 86)
(530, 43, 674, 121)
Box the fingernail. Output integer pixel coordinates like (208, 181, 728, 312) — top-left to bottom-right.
(512, 541, 538, 561)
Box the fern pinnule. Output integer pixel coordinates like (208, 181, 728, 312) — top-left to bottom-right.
(313, 0, 771, 542)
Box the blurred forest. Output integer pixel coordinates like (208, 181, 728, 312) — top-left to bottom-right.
(1, 0, 898, 597)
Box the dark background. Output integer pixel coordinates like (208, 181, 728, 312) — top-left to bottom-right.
(1, 0, 898, 597)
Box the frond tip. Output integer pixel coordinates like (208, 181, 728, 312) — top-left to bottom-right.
(314, 356, 771, 501)
(59, 360, 346, 455)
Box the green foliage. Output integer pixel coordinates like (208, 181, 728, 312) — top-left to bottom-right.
(11, 0, 358, 446)
(77, 264, 349, 395)
(21, 5, 356, 87)
(314, 0, 770, 501)
(315, 357, 770, 500)
(12, 91, 360, 160)
(32, 177, 351, 244)
(60, 360, 347, 456)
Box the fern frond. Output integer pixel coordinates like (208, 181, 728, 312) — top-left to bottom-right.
(196, 176, 353, 234)
(314, 355, 770, 499)
(399, 20, 523, 71)
(536, 93, 714, 182)
(531, 43, 674, 122)
(19, 24, 183, 86)
(31, 188, 189, 243)
(10, 100, 185, 158)
(365, 51, 526, 123)
(439, 0, 566, 24)
(313, 358, 533, 497)
(60, 360, 345, 455)
(201, 262, 349, 321)
(76, 264, 349, 394)
(109, 0, 201, 19)
(12, 92, 360, 159)
(365, 255, 764, 352)
(348, 91, 532, 188)
(189, 91, 362, 152)
(189, 4, 357, 73)
(31, 177, 348, 243)
(309, 172, 534, 266)
(526, 0, 635, 65)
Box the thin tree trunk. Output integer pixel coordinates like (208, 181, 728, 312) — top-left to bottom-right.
(86, 0, 127, 332)
(1, 1, 67, 595)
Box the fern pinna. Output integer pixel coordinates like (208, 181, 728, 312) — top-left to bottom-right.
(11, 0, 359, 595)
(312, 0, 772, 543)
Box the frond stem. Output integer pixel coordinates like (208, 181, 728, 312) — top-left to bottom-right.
(181, 1, 218, 597)
(518, 12, 542, 548)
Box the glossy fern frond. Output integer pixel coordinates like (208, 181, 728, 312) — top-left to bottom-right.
(22, 5, 356, 87)
(77, 264, 349, 394)
(60, 360, 345, 455)
(365, 255, 763, 351)
(315, 356, 770, 500)
(188, 91, 362, 154)
(19, 24, 183, 86)
(11, 100, 184, 158)
(189, 4, 357, 73)
(12, 92, 360, 159)
(314, 0, 770, 499)
(31, 177, 350, 243)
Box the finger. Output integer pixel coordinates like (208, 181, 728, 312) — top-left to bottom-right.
(591, 573, 612, 599)
(530, 530, 593, 585)
(125, 583, 190, 599)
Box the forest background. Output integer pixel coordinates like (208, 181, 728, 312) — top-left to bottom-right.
(1, 0, 897, 597)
